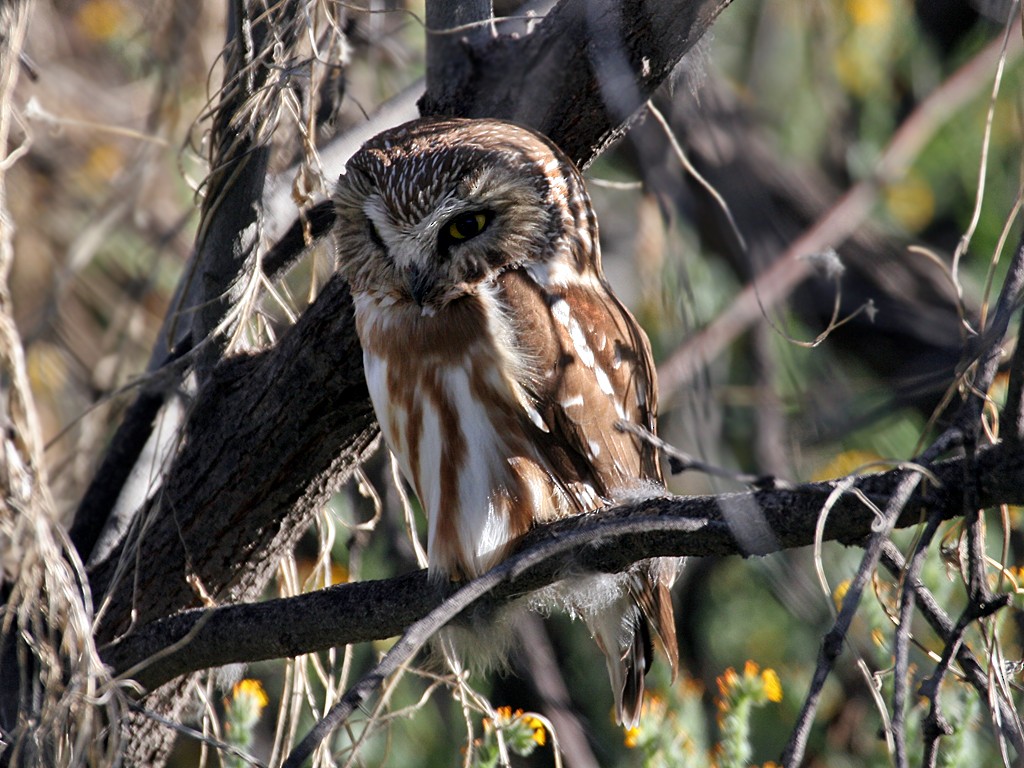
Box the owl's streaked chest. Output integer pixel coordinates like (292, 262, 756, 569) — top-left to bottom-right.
(352, 288, 555, 578)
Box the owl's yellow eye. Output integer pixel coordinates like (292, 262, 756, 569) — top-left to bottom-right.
(446, 212, 489, 242)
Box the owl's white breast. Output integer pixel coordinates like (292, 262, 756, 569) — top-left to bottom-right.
(354, 289, 546, 578)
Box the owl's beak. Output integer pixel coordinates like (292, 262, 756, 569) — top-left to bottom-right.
(404, 264, 435, 307)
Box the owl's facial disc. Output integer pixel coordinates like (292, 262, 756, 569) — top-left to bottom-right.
(336, 127, 562, 310)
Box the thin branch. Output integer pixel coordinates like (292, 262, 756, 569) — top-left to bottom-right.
(892, 513, 945, 768)
(782, 469, 925, 768)
(957, 226, 1024, 436)
(879, 543, 1024, 760)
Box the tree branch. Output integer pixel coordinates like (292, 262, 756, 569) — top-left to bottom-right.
(100, 439, 1024, 693)
(420, 0, 733, 167)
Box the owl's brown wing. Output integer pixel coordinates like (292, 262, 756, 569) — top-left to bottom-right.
(497, 267, 678, 726)
(496, 268, 661, 499)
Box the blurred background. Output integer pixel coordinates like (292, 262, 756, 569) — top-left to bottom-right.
(8, 0, 1024, 765)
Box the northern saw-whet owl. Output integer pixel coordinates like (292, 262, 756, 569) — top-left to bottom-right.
(334, 117, 678, 727)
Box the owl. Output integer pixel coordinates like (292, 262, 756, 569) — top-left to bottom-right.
(333, 116, 678, 727)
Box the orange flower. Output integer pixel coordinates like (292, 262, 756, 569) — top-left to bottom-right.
(717, 667, 739, 698)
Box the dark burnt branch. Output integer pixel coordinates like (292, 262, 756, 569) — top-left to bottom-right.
(424, 0, 494, 101)
(262, 199, 336, 279)
(87, 276, 378, 639)
(1003, 308, 1024, 446)
(189, 0, 304, 377)
(100, 438, 1024, 694)
(419, 0, 733, 168)
(70, 0, 304, 563)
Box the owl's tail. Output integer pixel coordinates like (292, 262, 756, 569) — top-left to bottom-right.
(589, 563, 679, 728)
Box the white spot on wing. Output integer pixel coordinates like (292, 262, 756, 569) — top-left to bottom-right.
(588, 440, 602, 458)
(561, 393, 585, 409)
(568, 317, 595, 368)
(525, 259, 602, 290)
(594, 365, 614, 395)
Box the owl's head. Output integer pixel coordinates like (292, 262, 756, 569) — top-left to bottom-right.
(333, 117, 596, 309)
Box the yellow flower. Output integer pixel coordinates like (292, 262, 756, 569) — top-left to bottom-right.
(845, 0, 891, 28)
(524, 716, 546, 746)
(833, 579, 851, 611)
(232, 678, 269, 710)
(624, 725, 640, 748)
(761, 668, 783, 703)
